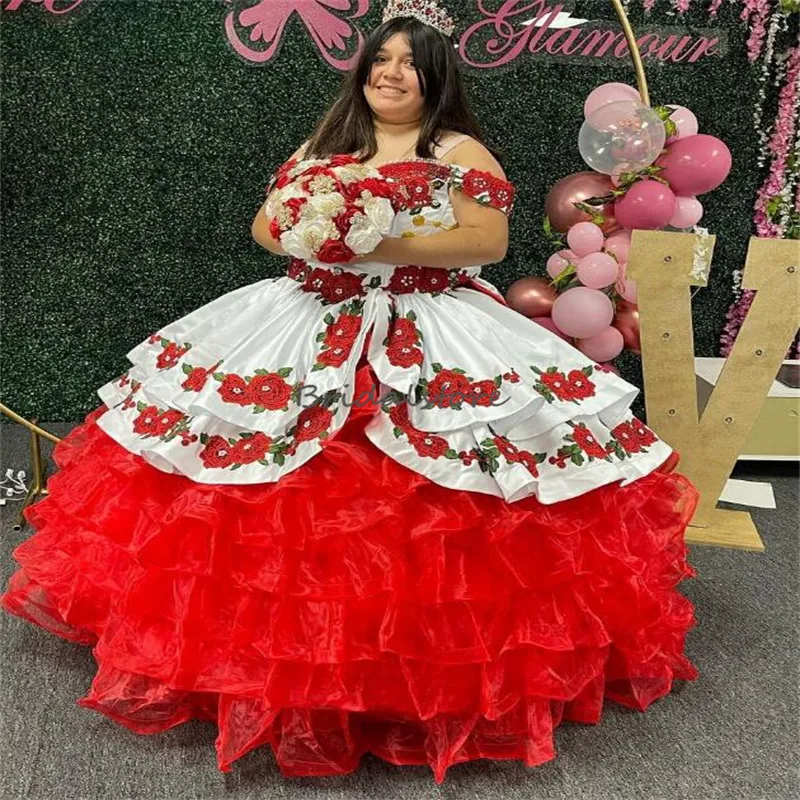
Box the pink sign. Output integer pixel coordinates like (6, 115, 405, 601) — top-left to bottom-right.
(224, 0, 369, 70)
(459, 1, 724, 68)
(2, 0, 86, 11)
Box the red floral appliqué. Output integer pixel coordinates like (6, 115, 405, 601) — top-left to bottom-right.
(532, 365, 597, 404)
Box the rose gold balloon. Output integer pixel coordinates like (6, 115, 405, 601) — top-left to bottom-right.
(506, 277, 557, 318)
(613, 299, 641, 354)
(545, 172, 618, 234)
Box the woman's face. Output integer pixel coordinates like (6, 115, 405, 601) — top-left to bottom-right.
(363, 33, 424, 123)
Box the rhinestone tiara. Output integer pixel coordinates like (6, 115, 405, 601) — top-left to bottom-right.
(382, 0, 455, 37)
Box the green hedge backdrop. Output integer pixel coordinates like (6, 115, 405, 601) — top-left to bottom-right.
(1, 0, 795, 421)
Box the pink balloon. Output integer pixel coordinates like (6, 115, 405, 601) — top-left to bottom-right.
(618, 277, 638, 303)
(531, 316, 573, 342)
(551, 287, 615, 339)
(576, 252, 619, 289)
(546, 251, 570, 279)
(669, 196, 704, 229)
(584, 82, 641, 118)
(666, 105, 699, 143)
(614, 180, 676, 230)
(576, 326, 625, 362)
(656, 134, 732, 196)
(604, 231, 631, 263)
(567, 221, 605, 257)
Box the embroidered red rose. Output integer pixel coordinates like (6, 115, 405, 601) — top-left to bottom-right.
(402, 176, 432, 206)
(288, 258, 310, 282)
(388, 265, 422, 293)
(318, 345, 350, 368)
(462, 170, 491, 197)
(503, 370, 521, 384)
(389, 316, 418, 347)
(316, 271, 365, 304)
(631, 418, 658, 446)
(418, 268, 450, 293)
(612, 422, 642, 453)
(493, 436, 520, 462)
(389, 402, 412, 430)
(151, 409, 185, 437)
(539, 371, 575, 401)
(427, 369, 471, 408)
(248, 373, 293, 410)
(572, 424, 607, 459)
(518, 452, 541, 477)
(295, 405, 334, 442)
(468, 379, 500, 407)
(156, 342, 189, 371)
(409, 430, 449, 459)
(132, 405, 161, 436)
(218, 374, 251, 407)
(567, 370, 596, 400)
(182, 367, 211, 392)
(387, 343, 424, 368)
(200, 435, 236, 469)
(231, 432, 273, 465)
(325, 314, 362, 347)
(317, 240, 356, 265)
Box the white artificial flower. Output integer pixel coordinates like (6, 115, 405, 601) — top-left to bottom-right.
(344, 213, 382, 254)
(280, 228, 314, 261)
(361, 196, 395, 234)
(305, 191, 346, 220)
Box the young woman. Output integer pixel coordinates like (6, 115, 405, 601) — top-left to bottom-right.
(2, 3, 700, 784)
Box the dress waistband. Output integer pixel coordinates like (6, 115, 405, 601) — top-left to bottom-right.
(286, 259, 481, 304)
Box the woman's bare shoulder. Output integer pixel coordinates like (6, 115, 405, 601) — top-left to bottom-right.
(441, 135, 506, 181)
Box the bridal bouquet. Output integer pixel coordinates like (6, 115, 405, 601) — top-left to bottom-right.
(266, 155, 397, 264)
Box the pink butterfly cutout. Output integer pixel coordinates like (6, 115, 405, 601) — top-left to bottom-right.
(225, 0, 370, 71)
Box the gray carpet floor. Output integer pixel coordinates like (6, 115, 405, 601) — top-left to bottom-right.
(0, 421, 797, 800)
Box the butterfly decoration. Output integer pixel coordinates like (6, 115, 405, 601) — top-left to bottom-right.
(224, 0, 370, 71)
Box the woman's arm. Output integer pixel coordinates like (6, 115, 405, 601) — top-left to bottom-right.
(357, 138, 510, 269)
(251, 143, 308, 255)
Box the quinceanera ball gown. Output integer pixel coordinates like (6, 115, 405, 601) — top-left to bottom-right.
(2, 152, 699, 783)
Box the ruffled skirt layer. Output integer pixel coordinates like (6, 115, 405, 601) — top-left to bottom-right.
(1, 361, 699, 782)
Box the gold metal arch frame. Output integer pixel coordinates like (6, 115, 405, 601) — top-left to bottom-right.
(0, 0, 651, 529)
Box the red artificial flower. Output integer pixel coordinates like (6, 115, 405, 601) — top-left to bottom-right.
(295, 405, 334, 442)
(182, 367, 210, 393)
(332, 206, 360, 237)
(284, 196, 307, 225)
(567, 369, 596, 400)
(230, 432, 273, 465)
(325, 313, 362, 347)
(468, 379, 500, 408)
(217, 374, 251, 407)
(427, 369, 471, 408)
(387, 343, 424, 368)
(389, 316, 418, 347)
(200, 435, 236, 469)
(317, 240, 356, 265)
(328, 154, 359, 168)
(248, 373, 293, 410)
(409, 430, 449, 459)
(572, 424, 607, 459)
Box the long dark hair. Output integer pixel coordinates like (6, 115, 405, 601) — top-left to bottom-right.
(303, 17, 501, 163)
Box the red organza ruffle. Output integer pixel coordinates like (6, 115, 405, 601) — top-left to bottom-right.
(1, 361, 700, 782)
